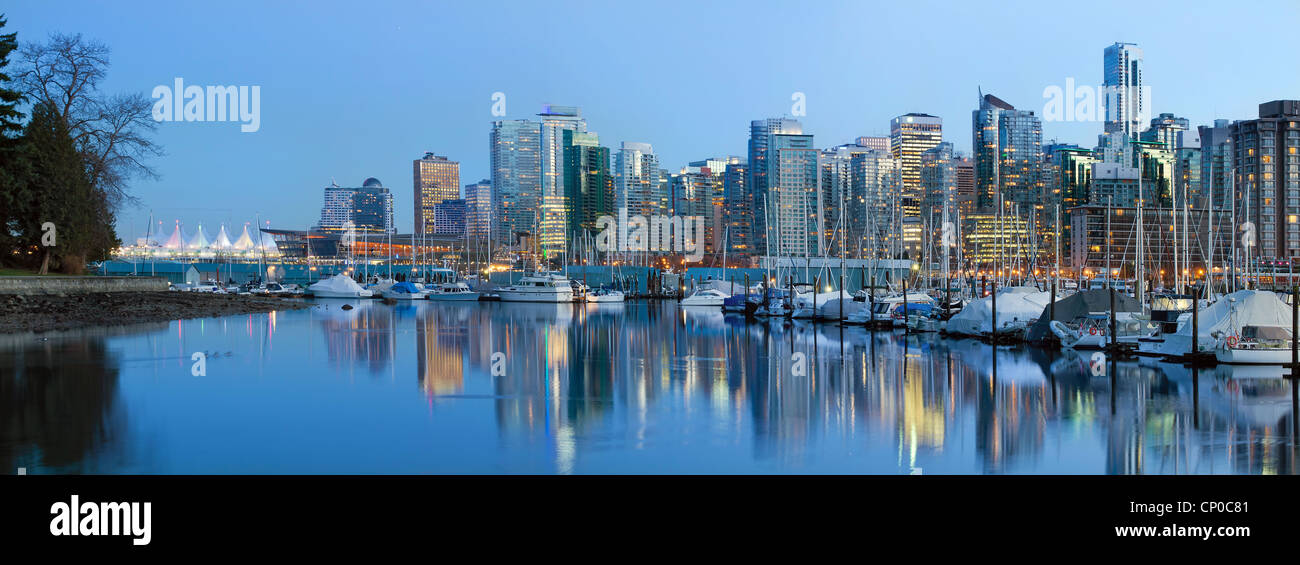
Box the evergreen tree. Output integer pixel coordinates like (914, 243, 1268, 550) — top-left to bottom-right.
(0, 14, 27, 264)
(19, 101, 116, 273)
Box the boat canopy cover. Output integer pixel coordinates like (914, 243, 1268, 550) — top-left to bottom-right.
(308, 274, 365, 294)
(1147, 290, 1293, 356)
(947, 286, 1051, 336)
(1026, 289, 1143, 343)
(390, 281, 421, 294)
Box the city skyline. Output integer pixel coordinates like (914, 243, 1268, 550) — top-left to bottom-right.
(6, 1, 1299, 240)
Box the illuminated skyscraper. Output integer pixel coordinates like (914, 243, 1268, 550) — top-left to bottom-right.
(748, 118, 803, 255)
(1231, 100, 1300, 260)
(318, 178, 393, 235)
(413, 153, 460, 237)
(972, 93, 1043, 211)
(538, 105, 587, 256)
(1099, 42, 1145, 164)
(615, 142, 665, 219)
(562, 130, 613, 238)
(490, 119, 541, 247)
(765, 132, 821, 257)
(890, 113, 943, 216)
(464, 179, 491, 238)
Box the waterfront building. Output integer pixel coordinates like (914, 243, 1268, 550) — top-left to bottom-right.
(890, 113, 943, 218)
(765, 132, 822, 258)
(1100, 42, 1145, 164)
(722, 160, 751, 257)
(318, 177, 394, 235)
(615, 142, 666, 220)
(972, 93, 1043, 211)
(562, 130, 613, 241)
(413, 153, 460, 237)
(490, 119, 542, 248)
(1199, 119, 1233, 210)
(1068, 205, 1233, 285)
(748, 118, 803, 256)
(1231, 100, 1300, 261)
(1142, 113, 1193, 149)
(955, 156, 976, 216)
(465, 180, 491, 238)
(962, 212, 1032, 275)
(850, 149, 903, 259)
(433, 199, 467, 236)
(538, 105, 587, 256)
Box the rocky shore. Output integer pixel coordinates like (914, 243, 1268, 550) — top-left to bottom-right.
(0, 292, 312, 334)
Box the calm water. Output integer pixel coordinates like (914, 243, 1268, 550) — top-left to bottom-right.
(2, 299, 1297, 474)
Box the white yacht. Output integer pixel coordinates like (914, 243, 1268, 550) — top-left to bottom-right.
(586, 289, 626, 303)
(498, 273, 575, 303)
(681, 288, 729, 307)
(425, 281, 481, 301)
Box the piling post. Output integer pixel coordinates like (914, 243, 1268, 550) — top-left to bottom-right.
(1109, 286, 1117, 350)
(902, 279, 909, 334)
(990, 280, 997, 342)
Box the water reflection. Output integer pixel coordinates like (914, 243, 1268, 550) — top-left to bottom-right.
(0, 301, 1296, 474)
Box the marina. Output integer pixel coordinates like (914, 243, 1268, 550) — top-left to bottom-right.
(2, 296, 1297, 474)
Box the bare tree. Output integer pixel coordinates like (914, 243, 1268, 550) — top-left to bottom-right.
(18, 33, 160, 209)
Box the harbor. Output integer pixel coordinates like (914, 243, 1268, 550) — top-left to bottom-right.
(3, 298, 1295, 474)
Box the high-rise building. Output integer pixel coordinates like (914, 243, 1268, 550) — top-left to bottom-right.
(413, 153, 460, 237)
(538, 105, 587, 256)
(490, 119, 541, 247)
(723, 161, 751, 256)
(318, 177, 394, 235)
(433, 198, 467, 236)
(562, 130, 613, 239)
(765, 132, 821, 257)
(972, 93, 1043, 211)
(1199, 119, 1233, 210)
(1099, 42, 1145, 164)
(850, 149, 902, 258)
(955, 156, 976, 216)
(1231, 100, 1300, 261)
(1142, 113, 1192, 149)
(464, 179, 491, 238)
(855, 136, 890, 152)
(1103, 42, 1145, 139)
(615, 142, 665, 220)
(890, 113, 943, 216)
(921, 141, 957, 224)
(748, 118, 803, 256)
(668, 159, 730, 256)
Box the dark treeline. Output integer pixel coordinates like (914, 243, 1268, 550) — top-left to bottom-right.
(0, 14, 159, 274)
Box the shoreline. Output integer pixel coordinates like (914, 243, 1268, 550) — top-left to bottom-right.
(0, 292, 313, 334)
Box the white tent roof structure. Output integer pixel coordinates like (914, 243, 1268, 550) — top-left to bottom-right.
(212, 224, 234, 250)
(187, 224, 211, 249)
(163, 223, 186, 249)
(232, 225, 256, 250)
(258, 232, 279, 254)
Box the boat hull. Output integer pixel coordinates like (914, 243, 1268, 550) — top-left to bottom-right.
(426, 292, 481, 301)
(498, 291, 573, 303)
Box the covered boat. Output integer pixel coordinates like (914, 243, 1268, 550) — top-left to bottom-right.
(308, 274, 373, 298)
(382, 281, 425, 300)
(1140, 290, 1292, 358)
(945, 286, 1051, 339)
(1025, 289, 1144, 345)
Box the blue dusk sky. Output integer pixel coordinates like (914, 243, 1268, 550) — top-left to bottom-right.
(6, 0, 1299, 239)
